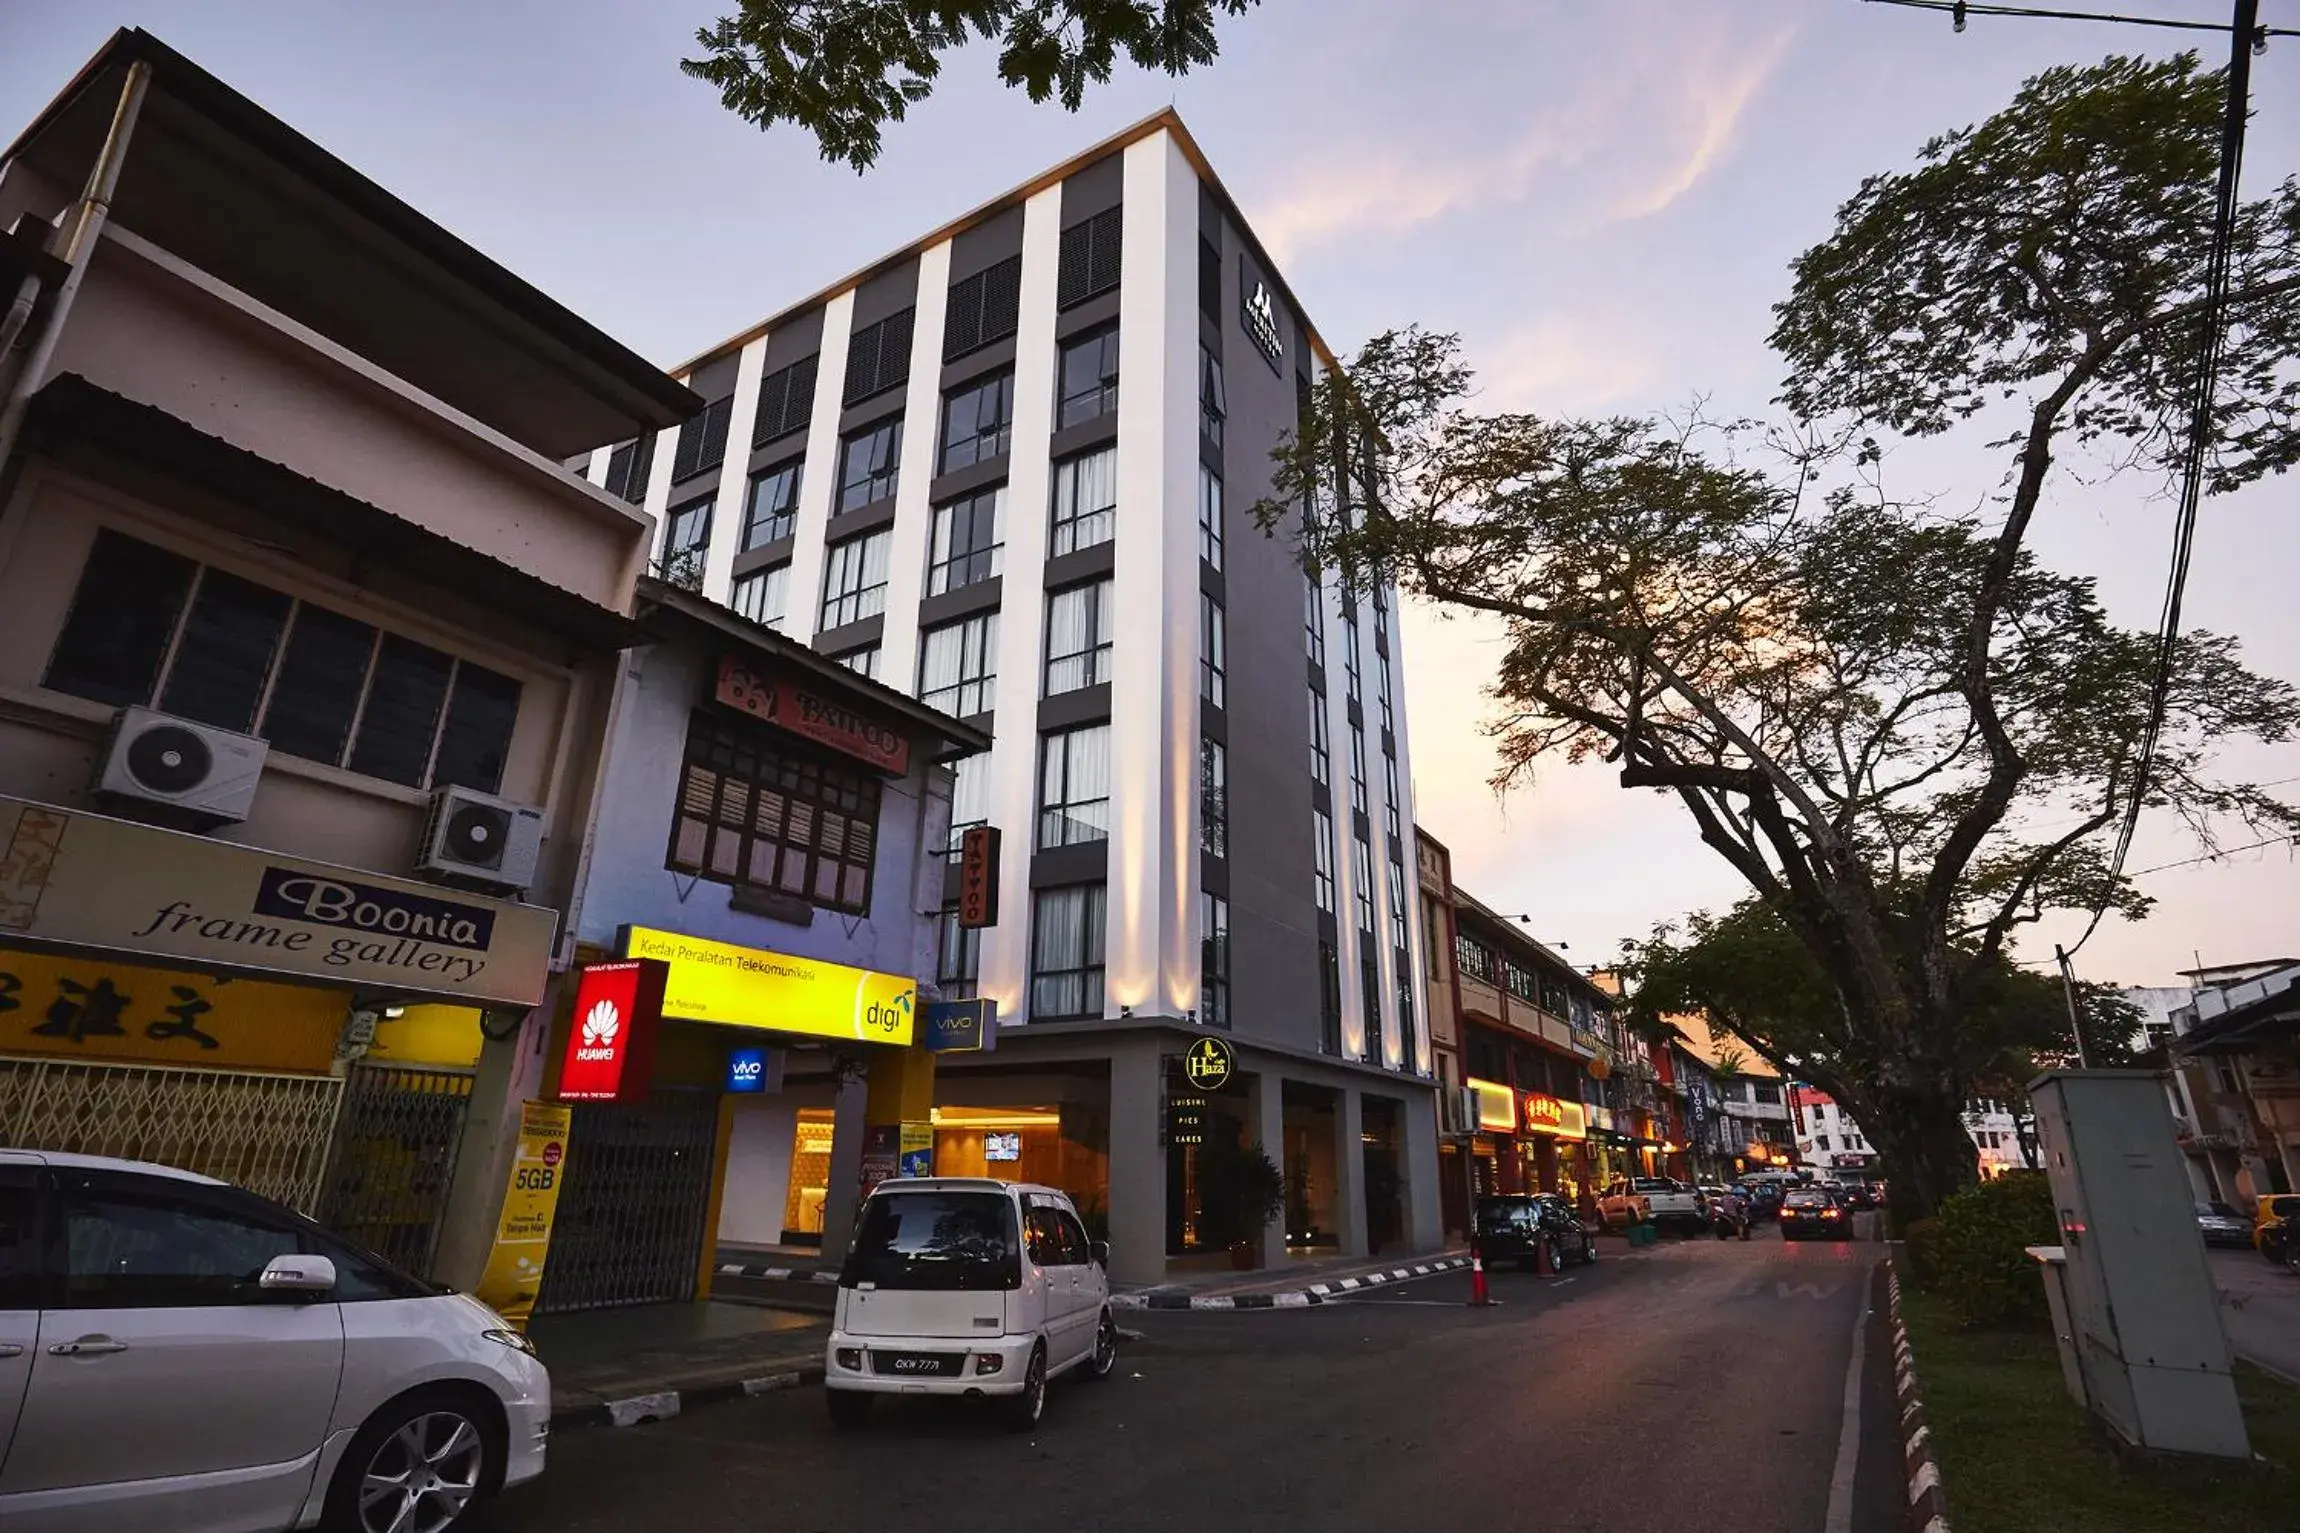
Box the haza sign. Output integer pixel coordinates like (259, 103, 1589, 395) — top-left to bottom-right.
(1238, 257, 1285, 374)
(557, 959, 666, 1104)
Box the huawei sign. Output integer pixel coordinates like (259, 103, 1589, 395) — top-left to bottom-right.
(559, 959, 666, 1103)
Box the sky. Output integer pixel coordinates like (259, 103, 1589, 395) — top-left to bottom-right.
(6, 0, 2297, 988)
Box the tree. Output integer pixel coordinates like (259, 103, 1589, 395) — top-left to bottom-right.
(1255, 54, 2300, 1222)
(684, 1, 1259, 170)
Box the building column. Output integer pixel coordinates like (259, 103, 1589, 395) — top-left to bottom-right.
(818, 1072, 870, 1259)
(1108, 1036, 1167, 1287)
(432, 983, 560, 1291)
(1248, 1068, 1287, 1268)
(1400, 1087, 1442, 1253)
(1333, 1085, 1368, 1258)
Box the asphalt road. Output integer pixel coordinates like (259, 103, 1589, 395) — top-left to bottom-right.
(470, 1226, 1905, 1533)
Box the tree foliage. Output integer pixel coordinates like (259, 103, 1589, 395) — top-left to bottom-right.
(1252, 54, 2300, 1220)
(684, 1, 1258, 170)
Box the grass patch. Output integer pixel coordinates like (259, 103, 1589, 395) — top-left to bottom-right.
(1898, 1278, 2300, 1532)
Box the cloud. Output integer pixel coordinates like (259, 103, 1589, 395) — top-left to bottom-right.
(1475, 308, 1659, 415)
(1607, 26, 1794, 223)
(1255, 125, 1587, 263)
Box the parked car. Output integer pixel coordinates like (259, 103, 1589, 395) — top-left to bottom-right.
(0, 1149, 548, 1533)
(2196, 1200, 2255, 1249)
(2255, 1194, 2300, 1259)
(1599, 1177, 1705, 1233)
(1779, 1187, 1851, 1241)
(1474, 1194, 1598, 1271)
(825, 1179, 1114, 1430)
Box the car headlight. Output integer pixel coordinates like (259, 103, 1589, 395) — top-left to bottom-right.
(482, 1327, 539, 1358)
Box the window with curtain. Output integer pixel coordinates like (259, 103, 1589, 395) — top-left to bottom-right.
(939, 370, 1014, 472)
(1304, 571, 1325, 667)
(919, 612, 998, 718)
(1309, 688, 1330, 785)
(935, 904, 981, 996)
(1348, 724, 1368, 814)
(1056, 327, 1120, 428)
(943, 749, 993, 852)
(1342, 612, 1362, 703)
(667, 710, 881, 913)
(731, 563, 790, 630)
(1037, 724, 1111, 848)
(927, 487, 1003, 595)
(1383, 751, 1402, 841)
(1044, 580, 1114, 694)
(1050, 446, 1116, 556)
(1200, 345, 1226, 449)
(820, 529, 892, 629)
(1031, 883, 1106, 1018)
(1201, 892, 1230, 1028)
(1389, 858, 1410, 950)
(1353, 835, 1376, 934)
(1198, 464, 1223, 570)
(838, 417, 903, 511)
(1374, 582, 1390, 643)
(1201, 738, 1227, 858)
(833, 645, 880, 680)
(1313, 809, 1336, 913)
(743, 460, 801, 549)
(1377, 653, 1394, 734)
(1200, 591, 1225, 710)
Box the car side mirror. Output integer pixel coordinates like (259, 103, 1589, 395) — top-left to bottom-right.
(1089, 1240, 1110, 1268)
(258, 1253, 336, 1299)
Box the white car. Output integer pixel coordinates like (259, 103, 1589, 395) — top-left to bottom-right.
(825, 1178, 1115, 1430)
(0, 1150, 549, 1533)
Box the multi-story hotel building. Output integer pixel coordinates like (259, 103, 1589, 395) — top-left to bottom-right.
(583, 112, 1440, 1280)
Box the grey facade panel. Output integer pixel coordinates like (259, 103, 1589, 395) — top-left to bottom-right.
(850, 257, 922, 330)
(1059, 151, 1124, 222)
(762, 307, 824, 372)
(948, 203, 1025, 285)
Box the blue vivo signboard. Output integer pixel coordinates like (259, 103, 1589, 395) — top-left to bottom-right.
(725, 1045, 769, 1093)
(924, 998, 997, 1053)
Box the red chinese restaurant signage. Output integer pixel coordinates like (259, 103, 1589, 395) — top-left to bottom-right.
(558, 958, 666, 1104)
(715, 654, 910, 774)
(1521, 1092, 1587, 1140)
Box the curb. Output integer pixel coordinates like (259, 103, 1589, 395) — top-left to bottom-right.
(715, 1262, 841, 1284)
(1109, 1255, 1471, 1310)
(553, 1365, 824, 1432)
(1888, 1269, 1953, 1533)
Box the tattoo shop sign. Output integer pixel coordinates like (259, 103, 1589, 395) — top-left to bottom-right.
(0, 795, 556, 1008)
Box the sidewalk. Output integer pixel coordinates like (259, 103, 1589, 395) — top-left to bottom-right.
(1110, 1247, 1472, 1309)
(2210, 1247, 2300, 1383)
(529, 1300, 829, 1429)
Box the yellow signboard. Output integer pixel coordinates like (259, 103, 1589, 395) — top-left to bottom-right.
(0, 945, 345, 1073)
(474, 1101, 573, 1330)
(622, 926, 916, 1046)
(1468, 1077, 1517, 1132)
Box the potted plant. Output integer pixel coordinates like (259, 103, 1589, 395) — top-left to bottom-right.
(1198, 1136, 1285, 1269)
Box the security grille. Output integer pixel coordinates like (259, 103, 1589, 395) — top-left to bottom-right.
(0, 1054, 343, 1210)
(317, 1064, 474, 1278)
(534, 1088, 720, 1314)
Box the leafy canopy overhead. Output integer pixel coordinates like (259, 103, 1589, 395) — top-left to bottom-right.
(684, 1, 1259, 170)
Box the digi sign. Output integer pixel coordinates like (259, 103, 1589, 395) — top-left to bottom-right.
(558, 959, 666, 1104)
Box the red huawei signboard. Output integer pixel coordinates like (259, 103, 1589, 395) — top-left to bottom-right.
(557, 959, 667, 1104)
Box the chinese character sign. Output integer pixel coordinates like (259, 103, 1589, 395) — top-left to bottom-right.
(0, 948, 342, 1072)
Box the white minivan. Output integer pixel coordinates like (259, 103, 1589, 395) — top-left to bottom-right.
(824, 1179, 1115, 1429)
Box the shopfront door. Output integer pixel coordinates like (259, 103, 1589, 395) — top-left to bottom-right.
(534, 1087, 720, 1313)
(316, 1063, 474, 1278)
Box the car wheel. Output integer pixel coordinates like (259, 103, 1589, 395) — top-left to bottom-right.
(324, 1388, 499, 1533)
(1582, 1236, 1598, 1265)
(1088, 1311, 1118, 1381)
(826, 1388, 872, 1430)
(1006, 1343, 1047, 1431)
(1542, 1238, 1562, 1273)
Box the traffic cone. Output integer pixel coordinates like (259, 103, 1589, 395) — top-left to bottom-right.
(1468, 1247, 1492, 1306)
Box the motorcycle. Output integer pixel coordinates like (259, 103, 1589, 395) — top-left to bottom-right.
(1711, 1197, 1752, 1241)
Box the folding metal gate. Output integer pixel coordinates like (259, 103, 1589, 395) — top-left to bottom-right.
(316, 1064, 474, 1278)
(0, 1054, 343, 1210)
(534, 1088, 720, 1314)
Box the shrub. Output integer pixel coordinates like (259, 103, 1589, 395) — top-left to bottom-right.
(1902, 1216, 1944, 1290)
(1927, 1171, 2059, 1329)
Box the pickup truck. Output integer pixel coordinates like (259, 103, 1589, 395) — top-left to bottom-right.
(1599, 1176, 1706, 1232)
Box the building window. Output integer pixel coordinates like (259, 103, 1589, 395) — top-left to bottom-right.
(1309, 689, 1330, 785)
(838, 417, 903, 511)
(1057, 326, 1120, 429)
(1397, 976, 1419, 1071)
(1055, 207, 1123, 308)
(1348, 725, 1368, 815)
(731, 563, 790, 630)
(1031, 883, 1107, 1018)
(944, 750, 993, 853)
(668, 710, 880, 914)
(1383, 752, 1402, 841)
(944, 254, 1022, 361)
(1362, 955, 1384, 1062)
(1353, 836, 1375, 935)
(1313, 809, 1336, 913)
(843, 307, 915, 406)
(1389, 859, 1410, 950)
(820, 529, 892, 630)
(833, 644, 880, 680)
(1038, 724, 1112, 848)
(927, 486, 1004, 596)
(1201, 892, 1230, 1028)
(1342, 613, 1362, 703)
(1755, 1083, 1783, 1106)
(671, 393, 734, 483)
(1506, 962, 1536, 1003)
(1044, 580, 1114, 694)
(1200, 234, 1222, 320)
(743, 460, 801, 550)
(1200, 592, 1225, 711)
(1198, 464, 1224, 570)
(1201, 737, 1227, 858)
(936, 905, 981, 997)
(1050, 446, 1117, 557)
(659, 496, 712, 588)
(940, 370, 1014, 473)
(45, 530, 520, 795)
(919, 612, 998, 718)
(1304, 571, 1326, 667)
(1200, 346, 1226, 449)
(602, 434, 654, 504)
(1320, 943, 1344, 1055)
(1454, 932, 1494, 984)
(752, 354, 818, 446)
(1376, 654, 1394, 735)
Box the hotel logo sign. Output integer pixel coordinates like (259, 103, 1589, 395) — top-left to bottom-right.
(1239, 258, 1285, 374)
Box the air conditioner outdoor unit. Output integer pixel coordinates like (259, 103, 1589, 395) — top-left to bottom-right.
(417, 786, 543, 894)
(94, 706, 267, 825)
(1440, 1085, 1479, 1137)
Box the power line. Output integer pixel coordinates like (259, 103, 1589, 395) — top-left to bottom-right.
(1862, 0, 2294, 39)
(2125, 831, 2298, 878)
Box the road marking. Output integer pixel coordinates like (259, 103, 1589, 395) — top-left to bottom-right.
(1822, 1280, 1873, 1533)
(1778, 1281, 1843, 1300)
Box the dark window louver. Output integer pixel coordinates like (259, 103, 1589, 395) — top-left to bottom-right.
(944, 255, 1023, 362)
(671, 394, 734, 483)
(1057, 207, 1123, 309)
(603, 434, 654, 504)
(843, 307, 916, 406)
(753, 354, 819, 447)
(1199, 236, 1221, 321)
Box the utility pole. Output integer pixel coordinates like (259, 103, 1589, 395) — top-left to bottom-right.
(2055, 944, 2091, 1069)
